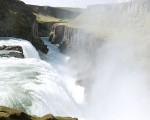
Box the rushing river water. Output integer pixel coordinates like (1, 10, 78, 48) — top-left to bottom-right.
(0, 37, 84, 119)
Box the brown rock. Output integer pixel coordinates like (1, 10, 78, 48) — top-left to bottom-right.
(0, 106, 78, 120)
(0, 0, 48, 53)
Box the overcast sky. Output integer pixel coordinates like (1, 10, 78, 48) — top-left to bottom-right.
(21, 0, 130, 8)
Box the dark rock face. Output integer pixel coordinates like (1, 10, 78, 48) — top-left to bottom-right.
(0, 45, 24, 58)
(49, 23, 66, 44)
(0, 0, 48, 53)
(0, 106, 78, 120)
(38, 22, 63, 37)
(49, 23, 103, 53)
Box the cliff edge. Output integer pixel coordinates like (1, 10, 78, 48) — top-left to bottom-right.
(0, 0, 48, 53)
(29, 5, 83, 37)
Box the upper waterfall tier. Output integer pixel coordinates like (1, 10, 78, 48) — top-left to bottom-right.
(0, 38, 40, 59)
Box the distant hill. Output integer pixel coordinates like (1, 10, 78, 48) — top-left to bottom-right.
(29, 5, 83, 23)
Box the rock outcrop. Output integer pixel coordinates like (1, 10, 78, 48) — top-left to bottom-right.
(49, 23, 66, 44)
(29, 5, 82, 37)
(49, 23, 78, 53)
(0, 45, 24, 58)
(0, 106, 78, 120)
(49, 23, 102, 53)
(0, 0, 48, 53)
(38, 22, 64, 37)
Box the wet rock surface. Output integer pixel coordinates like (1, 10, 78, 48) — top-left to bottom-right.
(0, 45, 24, 58)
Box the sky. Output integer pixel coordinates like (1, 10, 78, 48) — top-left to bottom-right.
(21, 0, 131, 8)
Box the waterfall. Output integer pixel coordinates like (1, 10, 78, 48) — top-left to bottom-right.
(0, 37, 83, 118)
(0, 38, 40, 59)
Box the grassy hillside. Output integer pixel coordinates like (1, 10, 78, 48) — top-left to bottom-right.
(34, 13, 61, 22)
(29, 5, 83, 23)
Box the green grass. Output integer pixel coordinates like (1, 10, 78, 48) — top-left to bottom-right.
(34, 13, 61, 22)
(34, 13, 78, 28)
(57, 7, 84, 13)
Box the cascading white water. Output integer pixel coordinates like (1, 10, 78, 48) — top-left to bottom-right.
(0, 38, 40, 59)
(0, 37, 83, 118)
(41, 37, 85, 105)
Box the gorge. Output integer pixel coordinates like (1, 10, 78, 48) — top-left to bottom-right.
(1, 0, 150, 120)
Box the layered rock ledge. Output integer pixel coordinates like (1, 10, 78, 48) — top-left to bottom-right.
(0, 45, 24, 58)
(0, 106, 78, 120)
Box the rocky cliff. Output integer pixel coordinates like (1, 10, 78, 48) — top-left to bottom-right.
(0, 106, 78, 120)
(49, 23, 104, 94)
(38, 22, 64, 37)
(29, 5, 82, 37)
(0, 0, 48, 53)
(49, 23, 102, 53)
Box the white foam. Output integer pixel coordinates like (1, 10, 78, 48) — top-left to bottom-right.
(0, 38, 83, 118)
